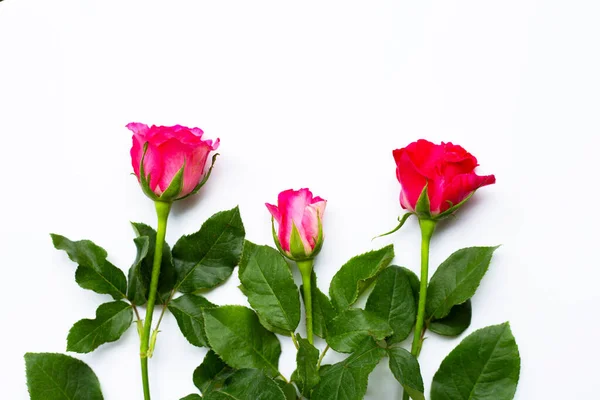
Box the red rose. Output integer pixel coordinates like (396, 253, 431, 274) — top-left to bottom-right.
(393, 139, 495, 216)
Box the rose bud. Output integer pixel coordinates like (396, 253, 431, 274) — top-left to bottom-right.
(127, 123, 219, 202)
(393, 139, 495, 219)
(266, 188, 326, 261)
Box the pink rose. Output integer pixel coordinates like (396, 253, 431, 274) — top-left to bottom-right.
(266, 188, 326, 260)
(128, 123, 219, 201)
(393, 139, 495, 216)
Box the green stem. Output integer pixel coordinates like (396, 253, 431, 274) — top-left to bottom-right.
(139, 201, 171, 400)
(297, 259, 314, 345)
(317, 345, 330, 370)
(403, 218, 436, 400)
(141, 358, 149, 400)
(291, 332, 300, 350)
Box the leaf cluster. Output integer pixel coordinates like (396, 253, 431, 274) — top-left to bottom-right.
(27, 207, 520, 400)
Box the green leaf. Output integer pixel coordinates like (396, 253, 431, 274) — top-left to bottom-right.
(129, 222, 177, 304)
(51, 234, 127, 300)
(25, 353, 104, 400)
(365, 266, 416, 343)
(204, 369, 286, 400)
(400, 267, 420, 305)
(169, 294, 216, 347)
(276, 380, 298, 400)
(429, 300, 472, 337)
(426, 246, 498, 320)
(180, 395, 203, 400)
(194, 350, 235, 395)
(239, 283, 292, 336)
(326, 309, 393, 353)
(174, 207, 245, 292)
(301, 272, 335, 339)
(329, 245, 395, 312)
(387, 346, 425, 400)
(431, 323, 521, 400)
(126, 236, 150, 305)
(203, 306, 281, 377)
(239, 241, 301, 333)
(311, 338, 386, 400)
(66, 301, 133, 353)
(291, 334, 320, 397)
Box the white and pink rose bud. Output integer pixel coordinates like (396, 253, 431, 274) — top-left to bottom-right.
(266, 188, 326, 261)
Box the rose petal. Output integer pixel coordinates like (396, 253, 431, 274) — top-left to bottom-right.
(154, 138, 191, 194)
(181, 141, 213, 196)
(442, 173, 496, 212)
(441, 142, 479, 177)
(303, 199, 326, 252)
(126, 122, 150, 137)
(402, 139, 443, 179)
(265, 203, 281, 223)
(393, 148, 427, 211)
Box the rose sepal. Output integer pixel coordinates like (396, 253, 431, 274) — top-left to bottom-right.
(414, 185, 432, 219)
(271, 217, 287, 255)
(157, 164, 185, 202)
(289, 223, 309, 260)
(434, 191, 475, 220)
(300, 214, 324, 261)
(414, 186, 479, 222)
(138, 143, 160, 202)
(272, 216, 324, 262)
(373, 213, 413, 239)
(137, 142, 185, 202)
(138, 144, 218, 203)
(312, 215, 324, 257)
(176, 153, 219, 201)
(380, 187, 479, 239)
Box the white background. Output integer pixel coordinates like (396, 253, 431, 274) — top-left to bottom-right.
(1, 0, 599, 399)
